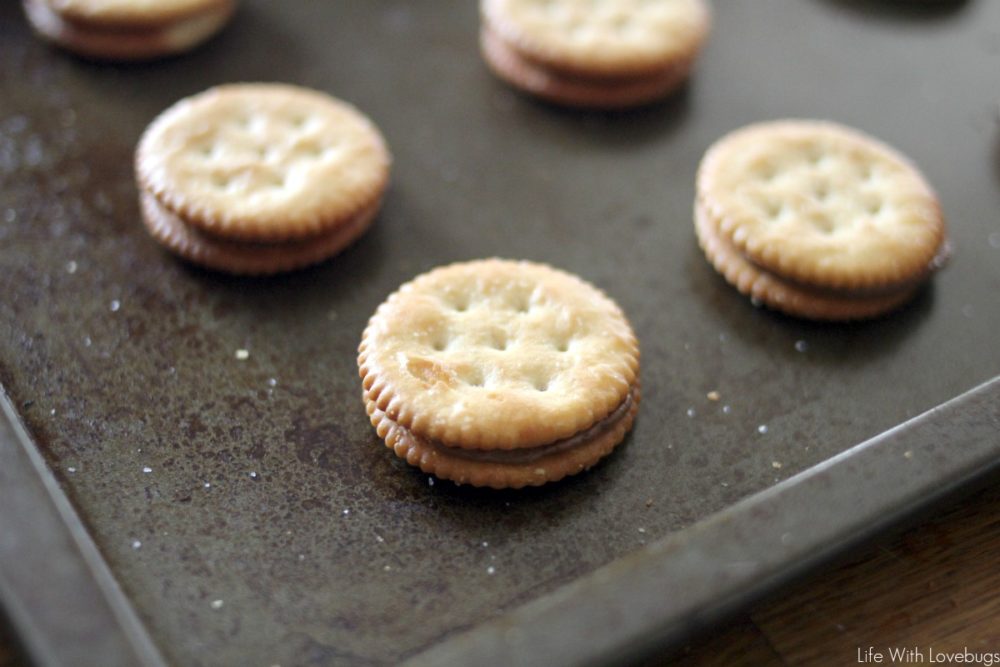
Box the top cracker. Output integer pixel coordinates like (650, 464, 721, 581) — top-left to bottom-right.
(697, 120, 946, 291)
(358, 259, 640, 450)
(41, 0, 230, 27)
(483, 0, 711, 77)
(136, 83, 391, 242)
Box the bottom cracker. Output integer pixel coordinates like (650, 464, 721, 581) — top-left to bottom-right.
(695, 201, 919, 321)
(364, 384, 640, 490)
(22, 0, 235, 61)
(141, 191, 377, 275)
(479, 25, 691, 110)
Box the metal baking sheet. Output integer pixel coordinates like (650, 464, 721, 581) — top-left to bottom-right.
(1, 1, 999, 665)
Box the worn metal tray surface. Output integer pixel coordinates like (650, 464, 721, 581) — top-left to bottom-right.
(1, 1, 999, 665)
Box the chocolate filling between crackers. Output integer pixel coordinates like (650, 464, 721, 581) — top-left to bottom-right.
(24, 0, 235, 60)
(696, 199, 950, 301)
(425, 386, 637, 464)
(367, 385, 638, 466)
(480, 22, 693, 107)
(140, 190, 379, 274)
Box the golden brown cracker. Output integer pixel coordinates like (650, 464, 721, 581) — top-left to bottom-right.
(480, 24, 691, 109)
(358, 259, 640, 451)
(482, 0, 710, 78)
(136, 83, 390, 241)
(24, 0, 235, 60)
(697, 120, 946, 291)
(479, 0, 708, 108)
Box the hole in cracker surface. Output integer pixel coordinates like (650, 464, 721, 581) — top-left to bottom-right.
(297, 141, 324, 158)
(442, 291, 471, 312)
(490, 330, 508, 351)
(512, 291, 532, 313)
(610, 13, 633, 32)
(764, 200, 783, 219)
(431, 335, 449, 352)
(810, 214, 836, 235)
(461, 367, 485, 387)
(813, 181, 830, 201)
(756, 165, 776, 182)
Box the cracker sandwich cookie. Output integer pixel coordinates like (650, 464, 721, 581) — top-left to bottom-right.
(695, 120, 949, 320)
(480, 0, 710, 109)
(358, 259, 640, 489)
(23, 0, 237, 61)
(135, 83, 390, 275)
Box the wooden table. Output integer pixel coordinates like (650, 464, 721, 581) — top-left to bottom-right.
(2, 484, 999, 666)
(671, 484, 1000, 666)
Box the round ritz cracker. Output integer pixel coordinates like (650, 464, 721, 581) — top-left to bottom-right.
(135, 83, 390, 275)
(22, 0, 237, 61)
(358, 259, 641, 489)
(480, 0, 710, 109)
(695, 120, 949, 320)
